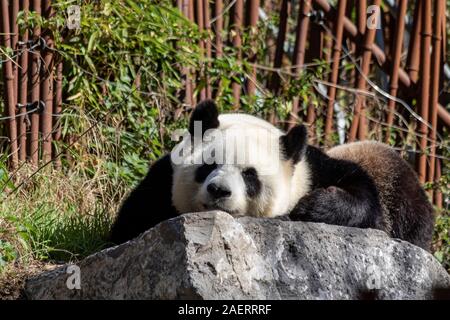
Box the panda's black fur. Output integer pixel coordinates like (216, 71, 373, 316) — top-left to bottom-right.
(291, 145, 434, 251)
(109, 154, 177, 245)
(110, 100, 435, 251)
(290, 145, 383, 229)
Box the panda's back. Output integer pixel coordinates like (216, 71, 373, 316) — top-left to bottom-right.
(327, 141, 434, 249)
(327, 141, 402, 188)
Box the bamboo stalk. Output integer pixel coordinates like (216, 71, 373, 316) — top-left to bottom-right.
(29, 0, 41, 165)
(416, 0, 432, 184)
(441, 2, 446, 62)
(53, 61, 63, 169)
(188, 0, 194, 22)
(356, 0, 367, 35)
(349, 0, 381, 141)
(406, 0, 422, 83)
(288, 0, 312, 130)
(356, 0, 381, 140)
(322, 20, 333, 62)
(384, 0, 408, 143)
(268, 0, 288, 95)
(188, 0, 196, 106)
(437, 104, 450, 127)
(324, 0, 347, 143)
(434, 159, 442, 209)
(18, 0, 30, 162)
(232, 0, 244, 109)
(213, 0, 223, 100)
(1, 0, 19, 167)
(268, 0, 289, 124)
(305, 3, 323, 132)
(246, 0, 260, 97)
(11, 0, 19, 120)
(182, 0, 193, 107)
(426, 0, 444, 197)
(214, 0, 223, 59)
(40, 0, 54, 163)
(354, 0, 366, 82)
(203, 0, 212, 99)
(196, 0, 206, 100)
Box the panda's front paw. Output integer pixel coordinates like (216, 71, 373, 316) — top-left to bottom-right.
(288, 187, 341, 222)
(291, 186, 356, 225)
(288, 203, 309, 220)
(273, 214, 291, 222)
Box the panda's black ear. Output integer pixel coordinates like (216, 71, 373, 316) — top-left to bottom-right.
(280, 125, 308, 163)
(189, 100, 220, 136)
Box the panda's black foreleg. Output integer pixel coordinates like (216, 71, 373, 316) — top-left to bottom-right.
(109, 154, 178, 245)
(288, 186, 381, 228)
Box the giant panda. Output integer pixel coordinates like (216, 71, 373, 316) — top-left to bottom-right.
(109, 100, 435, 251)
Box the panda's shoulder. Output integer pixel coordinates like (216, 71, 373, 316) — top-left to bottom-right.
(135, 154, 174, 194)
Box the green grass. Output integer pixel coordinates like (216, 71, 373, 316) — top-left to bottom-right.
(0, 166, 118, 272)
(1, 204, 112, 262)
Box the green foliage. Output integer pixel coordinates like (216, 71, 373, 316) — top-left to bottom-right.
(45, 0, 202, 185)
(431, 129, 449, 272)
(0, 154, 14, 191)
(433, 213, 450, 273)
(0, 240, 17, 270)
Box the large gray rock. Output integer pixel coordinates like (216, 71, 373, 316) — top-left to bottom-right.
(25, 211, 449, 300)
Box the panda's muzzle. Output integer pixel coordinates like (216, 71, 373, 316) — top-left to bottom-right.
(207, 183, 232, 199)
(202, 183, 239, 214)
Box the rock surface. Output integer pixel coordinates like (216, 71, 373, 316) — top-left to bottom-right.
(25, 211, 450, 300)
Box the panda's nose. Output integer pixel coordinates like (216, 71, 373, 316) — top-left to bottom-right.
(207, 183, 231, 199)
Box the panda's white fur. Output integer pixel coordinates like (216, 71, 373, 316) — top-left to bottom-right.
(171, 113, 311, 218)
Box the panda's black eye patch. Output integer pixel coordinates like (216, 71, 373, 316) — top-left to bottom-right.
(242, 167, 261, 198)
(195, 163, 217, 183)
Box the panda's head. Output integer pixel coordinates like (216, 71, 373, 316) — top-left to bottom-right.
(171, 100, 311, 218)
